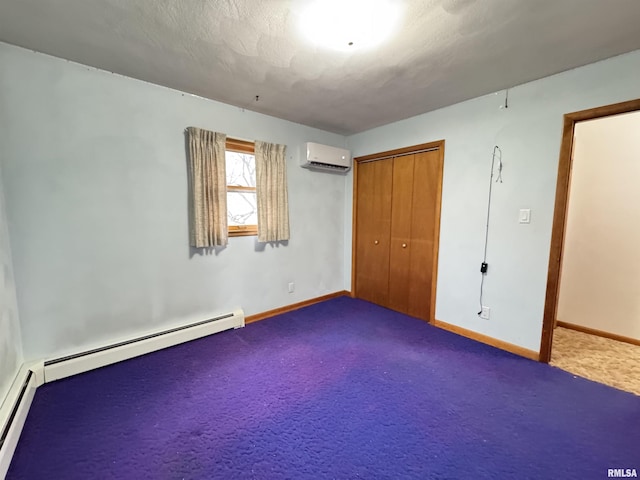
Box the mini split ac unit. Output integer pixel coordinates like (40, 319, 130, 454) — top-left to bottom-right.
(301, 142, 352, 172)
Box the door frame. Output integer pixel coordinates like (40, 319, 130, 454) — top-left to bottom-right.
(351, 140, 445, 324)
(539, 98, 640, 363)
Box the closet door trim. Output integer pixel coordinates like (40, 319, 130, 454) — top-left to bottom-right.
(357, 146, 440, 164)
(351, 140, 445, 324)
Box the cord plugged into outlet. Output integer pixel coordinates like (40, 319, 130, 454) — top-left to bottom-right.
(478, 146, 503, 317)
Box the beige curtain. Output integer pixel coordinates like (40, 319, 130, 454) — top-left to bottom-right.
(255, 141, 290, 242)
(186, 127, 228, 247)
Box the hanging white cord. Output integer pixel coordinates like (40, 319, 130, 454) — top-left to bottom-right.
(478, 146, 503, 315)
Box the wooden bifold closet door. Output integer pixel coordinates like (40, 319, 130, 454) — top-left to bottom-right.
(355, 158, 393, 306)
(353, 142, 444, 322)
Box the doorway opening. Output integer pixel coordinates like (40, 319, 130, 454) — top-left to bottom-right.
(540, 98, 640, 394)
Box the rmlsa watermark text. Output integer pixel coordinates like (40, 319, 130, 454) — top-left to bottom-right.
(608, 469, 638, 478)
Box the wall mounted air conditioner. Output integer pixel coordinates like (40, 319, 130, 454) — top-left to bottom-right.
(301, 142, 352, 172)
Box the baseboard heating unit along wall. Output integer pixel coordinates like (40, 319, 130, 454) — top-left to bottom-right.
(0, 307, 245, 478)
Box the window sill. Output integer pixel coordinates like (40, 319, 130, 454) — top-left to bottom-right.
(229, 227, 258, 237)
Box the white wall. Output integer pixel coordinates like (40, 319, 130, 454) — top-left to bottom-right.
(346, 50, 640, 352)
(557, 111, 640, 340)
(3, 41, 639, 362)
(0, 161, 23, 402)
(0, 42, 348, 361)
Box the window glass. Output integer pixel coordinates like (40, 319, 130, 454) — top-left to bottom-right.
(227, 191, 257, 226)
(225, 145, 257, 235)
(226, 151, 256, 188)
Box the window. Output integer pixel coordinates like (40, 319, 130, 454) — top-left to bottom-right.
(226, 138, 257, 236)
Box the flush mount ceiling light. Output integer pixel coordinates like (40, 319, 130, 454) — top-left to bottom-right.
(299, 0, 402, 52)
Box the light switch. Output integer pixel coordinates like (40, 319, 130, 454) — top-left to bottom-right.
(519, 209, 531, 224)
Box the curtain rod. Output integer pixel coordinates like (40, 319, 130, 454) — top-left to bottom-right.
(357, 146, 440, 164)
(183, 127, 253, 144)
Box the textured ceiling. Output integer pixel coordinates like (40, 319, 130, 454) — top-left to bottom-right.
(1, 0, 640, 134)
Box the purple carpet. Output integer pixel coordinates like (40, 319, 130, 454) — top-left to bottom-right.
(8, 297, 640, 479)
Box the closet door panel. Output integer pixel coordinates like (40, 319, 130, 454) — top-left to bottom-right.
(388, 154, 415, 314)
(407, 150, 440, 320)
(355, 159, 393, 305)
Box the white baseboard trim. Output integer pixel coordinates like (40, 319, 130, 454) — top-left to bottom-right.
(0, 364, 38, 479)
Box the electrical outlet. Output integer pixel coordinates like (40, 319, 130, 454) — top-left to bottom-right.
(480, 306, 490, 320)
(288, 282, 295, 293)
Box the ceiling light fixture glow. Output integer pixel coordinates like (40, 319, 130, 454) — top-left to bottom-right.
(299, 0, 402, 52)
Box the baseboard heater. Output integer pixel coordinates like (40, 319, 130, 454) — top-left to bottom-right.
(0, 371, 32, 450)
(0, 309, 243, 476)
(0, 366, 39, 478)
(43, 308, 245, 383)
